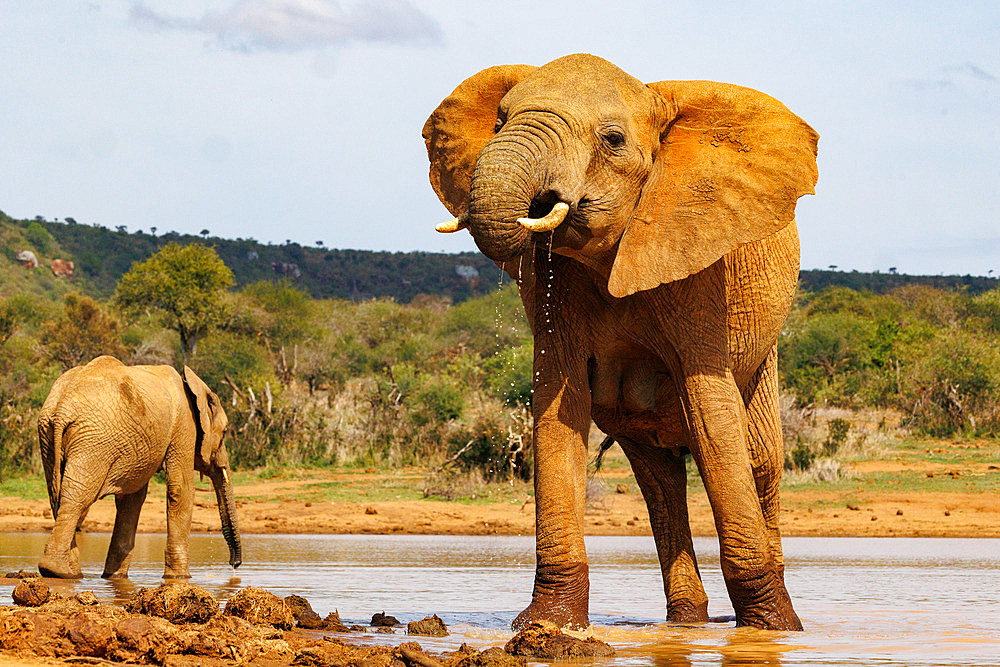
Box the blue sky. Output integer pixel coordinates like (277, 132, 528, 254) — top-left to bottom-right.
(1, 1, 998, 275)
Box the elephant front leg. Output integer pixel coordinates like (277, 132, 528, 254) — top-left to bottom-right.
(102, 484, 148, 579)
(513, 364, 592, 631)
(619, 439, 708, 622)
(163, 457, 194, 579)
(683, 369, 801, 631)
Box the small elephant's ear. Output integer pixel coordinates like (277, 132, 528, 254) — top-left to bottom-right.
(182, 366, 215, 467)
(607, 81, 819, 298)
(423, 64, 537, 216)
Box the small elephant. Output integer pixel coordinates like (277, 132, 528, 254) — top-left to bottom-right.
(424, 54, 818, 630)
(37, 355, 241, 579)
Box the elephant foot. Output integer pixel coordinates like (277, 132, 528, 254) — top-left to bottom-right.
(513, 597, 589, 631)
(667, 599, 709, 623)
(101, 570, 129, 580)
(38, 556, 82, 579)
(732, 586, 803, 631)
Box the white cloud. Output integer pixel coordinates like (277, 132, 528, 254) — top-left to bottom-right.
(130, 0, 441, 52)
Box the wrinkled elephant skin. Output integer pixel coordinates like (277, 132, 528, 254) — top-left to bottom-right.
(423, 54, 818, 630)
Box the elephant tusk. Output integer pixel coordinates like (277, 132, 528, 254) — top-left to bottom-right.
(518, 202, 569, 232)
(222, 468, 229, 484)
(435, 212, 469, 234)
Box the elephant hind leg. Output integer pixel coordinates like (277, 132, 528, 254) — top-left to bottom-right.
(103, 483, 148, 579)
(619, 438, 708, 622)
(744, 345, 789, 579)
(39, 467, 101, 579)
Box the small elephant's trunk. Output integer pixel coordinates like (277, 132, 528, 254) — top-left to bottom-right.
(211, 467, 242, 568)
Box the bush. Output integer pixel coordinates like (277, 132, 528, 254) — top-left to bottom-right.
(25, 221, 54, 255)
(824, 418, 850, 455)
(444, 402, 532, 481)
(785, 444, 816, 471)
(483, 343, 533, 407)
(901, 329, 1000, 436)
(40, 293, 126, 370)
(414, 378, 464, 423)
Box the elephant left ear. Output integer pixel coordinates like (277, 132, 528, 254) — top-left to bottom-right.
(607, 81, 819, 298)
(183, 366, 215, 468)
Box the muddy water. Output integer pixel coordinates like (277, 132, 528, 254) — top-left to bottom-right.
(2, 534, 998, 665)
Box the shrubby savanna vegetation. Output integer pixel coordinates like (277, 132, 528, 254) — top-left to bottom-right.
(2, 210, 999, 493)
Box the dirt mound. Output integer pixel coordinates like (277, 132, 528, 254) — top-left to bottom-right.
(284, 594, 325, 629)
(504, 621, 615, 659)
(0, 599, 277, 664)
(323, 609, 351, 632)
(449, 643, 525, 667)
(124, 583, 219, 624)
(372, 610, 400, 627)
(223, 586, 295, 629)
(11, 578, 50, 607)
(4, 570, 40, 579)
(408, 614, 448, 636)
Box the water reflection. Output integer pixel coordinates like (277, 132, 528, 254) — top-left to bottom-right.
(2, 534, 999, 666)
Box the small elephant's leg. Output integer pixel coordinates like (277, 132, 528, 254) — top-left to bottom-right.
(102, 483, 148, 579)
(619, 438, 708, 622)
(39, 468, 100, 579)
(744, 346, 787, 578)
(163, 455, 194, 579)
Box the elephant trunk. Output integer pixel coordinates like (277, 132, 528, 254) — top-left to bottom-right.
(467, 120, 556, 261)
(211, 468, 242, 568)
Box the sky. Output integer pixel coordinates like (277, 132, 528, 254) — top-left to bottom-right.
(1, 1, 998, 276)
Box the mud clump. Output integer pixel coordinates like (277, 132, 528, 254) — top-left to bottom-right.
(74, 591, 100, 606)
(322, 610, 351, 632)
(224, 586, 295, 629)
(372, 610, 400, 627)
(284, 594, 325, 629)
(124, 583, 219, 624)
(12, 578, 50, 607)
(408, 614, 448, 637)
(450, 643, 525, 667)
(4, 570, 40, 579)
(504, 621, 615, 659)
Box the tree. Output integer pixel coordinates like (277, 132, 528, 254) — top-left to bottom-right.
(115, 243, 234, 361)
(41, 294, 126, 370)
(200, 229, 210, 238)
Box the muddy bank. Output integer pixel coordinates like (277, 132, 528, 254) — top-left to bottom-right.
(2, 487, 996, 539)
(0, 579, 612, 666)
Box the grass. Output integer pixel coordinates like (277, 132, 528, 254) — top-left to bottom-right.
(0, 475, 48, 500)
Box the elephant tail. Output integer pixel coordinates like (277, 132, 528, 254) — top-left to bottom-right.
(38, 416, 67, 519)
(591, 435, 617, 473)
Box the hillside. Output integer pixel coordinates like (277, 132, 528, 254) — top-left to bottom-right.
(2, 210, 997, 302)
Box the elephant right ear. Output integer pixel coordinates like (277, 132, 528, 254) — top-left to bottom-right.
(182, 366, 215, 468)
(423, 64, 537, 216)
(607, 81, 819, 298)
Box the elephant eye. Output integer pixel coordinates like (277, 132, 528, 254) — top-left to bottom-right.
(602, 130, 626, 149)
(494, 116, 505, 133)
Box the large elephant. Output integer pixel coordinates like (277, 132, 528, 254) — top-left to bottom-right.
(37, 355, 241, 579)
(423, 54, 817, 631)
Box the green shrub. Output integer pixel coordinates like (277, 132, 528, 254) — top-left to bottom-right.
(447, 406, 531, 481)
(824, 418, 850, 455)
(785, 444, 816, 471)
(25, 221, 54, 255)
(415, 378, 464, 423)
(484, 343, 533, 407)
